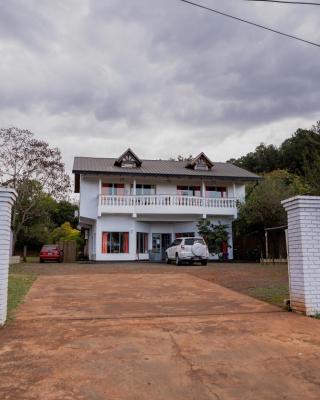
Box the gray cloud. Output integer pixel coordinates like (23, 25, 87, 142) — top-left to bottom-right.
(0, 0, 319, 169)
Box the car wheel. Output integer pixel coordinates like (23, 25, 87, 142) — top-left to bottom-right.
(166, 254, 171, 264)
(201, 260, 208, 266)
(40, 259, 44, 263)
(175, 254, 181, 266)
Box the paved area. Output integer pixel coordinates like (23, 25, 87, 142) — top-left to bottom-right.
(1, 269, 320, 399)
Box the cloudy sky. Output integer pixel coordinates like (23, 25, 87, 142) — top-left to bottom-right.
(1, 0, 319, 172)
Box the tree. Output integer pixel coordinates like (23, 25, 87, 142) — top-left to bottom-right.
(170, 155, 193, 161)
(279, 124, 320, 179)
(228, 121, 320, 193)
(49, 200, 78, 228)
(12, 183, 55, 249)
(303, 152, 320, 195)
(197, 219, 230, 257)
(229, 144, 280, 174)
(49, 222, 83, 248)
(0, 127, 71, 249)
(236, 170, 311, 236)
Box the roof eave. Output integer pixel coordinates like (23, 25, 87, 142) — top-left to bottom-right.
(72, 169, 261, 182)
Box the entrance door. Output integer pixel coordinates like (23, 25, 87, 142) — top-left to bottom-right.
(152, 233, 172, 262)
(161, 234, 172, 261)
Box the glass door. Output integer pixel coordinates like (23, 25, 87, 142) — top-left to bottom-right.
(161, 234, 172, 261)
(151, 233, 172, 262)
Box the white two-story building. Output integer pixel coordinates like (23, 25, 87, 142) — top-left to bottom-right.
(73, 149, 260, 262)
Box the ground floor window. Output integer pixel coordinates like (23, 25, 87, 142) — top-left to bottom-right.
(175, 232, 195, 238)
(101, 232, 129, 254)
(137, 232, 149, 254)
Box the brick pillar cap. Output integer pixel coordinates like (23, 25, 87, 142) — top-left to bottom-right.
(282, 195, 320, 211)
(0, 188, 18, 205)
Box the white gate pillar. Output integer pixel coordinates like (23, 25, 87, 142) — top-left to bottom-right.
(0, 188, 17, 325)
(282, 196, 320, 316)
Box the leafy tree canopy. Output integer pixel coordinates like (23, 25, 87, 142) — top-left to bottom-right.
(0, 127, 71, 249)
(236, 170, 311, 236)
(229, 121, 320, 195)
(170, 155, 193, 161)
(49, 222, 82, 247)
(229, 144, 280, 174)
(197, 219, 230, 256)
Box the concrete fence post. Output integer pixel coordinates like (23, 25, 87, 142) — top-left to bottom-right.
(282, 196, 320, 316)
(0, 188, 17, 325)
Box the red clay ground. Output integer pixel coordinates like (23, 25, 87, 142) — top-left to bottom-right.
(1, 263, 320, 399)
(10, 261, 290, 306)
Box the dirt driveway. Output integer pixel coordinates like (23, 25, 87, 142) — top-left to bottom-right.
(1, 267, 320, 399)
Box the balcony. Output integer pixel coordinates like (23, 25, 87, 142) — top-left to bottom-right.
(98, 195, 239, 217)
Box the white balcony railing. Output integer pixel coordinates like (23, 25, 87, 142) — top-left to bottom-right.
(99, 195, 238, 216)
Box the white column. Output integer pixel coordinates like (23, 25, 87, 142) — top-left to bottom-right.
(132, 179, 137, 218)
(201, 181, 206, 198)
(0, 188, 17, 325)
(233, 183, 236, 198)
(98, 179, 102, 217)
(282, 196, 320, 316)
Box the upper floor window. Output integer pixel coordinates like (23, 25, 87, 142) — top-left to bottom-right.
(206, 186, 227, 198)
(177, 185, 201, 197)
(131, 184, 156, 195)
(102, 183, 125, 196)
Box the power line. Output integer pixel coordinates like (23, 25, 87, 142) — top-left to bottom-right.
(245, 0, 320, 5)
(178, 0, 320, 48)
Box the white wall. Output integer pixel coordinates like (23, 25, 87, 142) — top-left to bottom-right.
(235, 184, 246, 201)
(80, 176, 99, 220)
(0, 189, 17, 325)
(156, 183, 177, 195)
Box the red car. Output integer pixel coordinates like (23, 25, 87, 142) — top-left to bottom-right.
(40, 245, 63, 263)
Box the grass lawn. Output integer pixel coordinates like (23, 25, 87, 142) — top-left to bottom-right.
(7, 274, 37, 322)
(247, 285, 289, 307)
(190, 263, 290, 309)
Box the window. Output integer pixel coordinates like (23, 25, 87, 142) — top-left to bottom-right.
(169, 239, 182, 247)
(194, 160, 209, 171)
(175, 232, 195, 239)
(206, 186, 227, 198)
(131, 184, 156, 195)
(101, 232, 129, 254)
(177, 186, 201, 197)
(137, 232, 148, 254)
(102, 183, 125, 196)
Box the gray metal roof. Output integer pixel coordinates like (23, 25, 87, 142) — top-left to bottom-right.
(72, 157, 261, 181)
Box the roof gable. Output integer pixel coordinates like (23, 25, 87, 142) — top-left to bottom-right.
(114, 148, 142, 168)
(186, 152, 214, 171)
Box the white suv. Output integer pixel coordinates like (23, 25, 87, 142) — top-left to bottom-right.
(166, 237, 209, 266)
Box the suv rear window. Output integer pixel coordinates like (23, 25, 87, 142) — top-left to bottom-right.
(171, 239, 182, 247)
(42, 245, 59, 251)
(184, 238, 205, 245)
